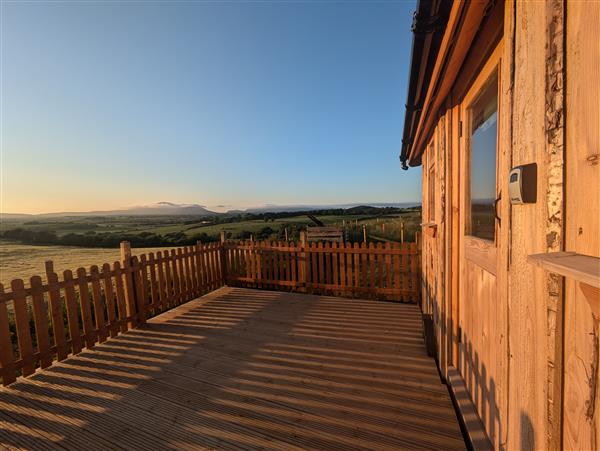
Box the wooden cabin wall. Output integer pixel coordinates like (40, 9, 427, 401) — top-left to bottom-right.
(503, 1, 555, 449)
(562, 1, 600, 449)
(421, 103, 509, 449)
(421, 112, 450, 380)
(419, 2, 600, 449)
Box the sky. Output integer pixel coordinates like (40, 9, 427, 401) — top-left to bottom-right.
(1, 0, 421, 214)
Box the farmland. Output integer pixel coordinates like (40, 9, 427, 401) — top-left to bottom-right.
(0, 206, 421, 286)
(0, 243, 167, 286)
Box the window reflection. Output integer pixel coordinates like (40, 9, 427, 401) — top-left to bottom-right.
(469, 72, 498, 241)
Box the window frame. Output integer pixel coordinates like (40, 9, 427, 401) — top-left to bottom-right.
(460, 43, 502, 275)
(428, 144, 436, 222)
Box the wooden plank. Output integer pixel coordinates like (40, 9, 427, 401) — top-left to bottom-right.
(273, 242, 280, 284)
(203, 245, 211, 293)
(62, 270, 82, 354)
(231, 244, 237, 283)
(528, 252, 600, 288)
(377, 243, 384, 291)
(154, 252, 165, 310)
(89, 265, 107, 343)
(269, 243, 276, 289)
(368, 243, 376, 290)
(132, 256, 147, 324)
(344, 243, 352, 297)
(291, 242, 297, 288)
(447, 366, 493, 450)
(170, 249, 181, 306)
(284, 242, 291, 284)
(147, 254, 159, 313)
(360, 243, 368, 290)
(209, 244, 216, 289)
(121, 256, 138, 328)
(189, 246, 199, 297)
(318, 242, 325, 287)
(76, 268, 96, 349)
(165, 249, 175, 304)
(29, 276, 52, 369)
(298, 233, 307, 292)
(563, 2, 600, 448)
(0, 284, 16, 385)
(113, 263, 128, 333)
(410, 243, 419, 301)
(310, 243, 318, 290)
(217, 243, 224, 286)
(195, 244, 205, 293)
(393, 243, 401, 301)
(332, 242, 339, 292)
(385, 243, 393, 290)
(139, 254, 151, 315)
(464, 236, 497, 276)
(339, 243, 346, 294)
(244, 242, 252, 284)
(0, 287, 462, 450)
(255, 242, 262, 289)
(101, 263, 118, 338)
(401, 246, 409, 299)
(353, 242, 360, 294)
(181, 248, 189, 300)
(46, 270, 68, 361)
(324, 242, 332, 286)
(217, 242, 225, 286)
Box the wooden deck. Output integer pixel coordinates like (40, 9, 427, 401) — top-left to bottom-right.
(0, 287, 465, 450)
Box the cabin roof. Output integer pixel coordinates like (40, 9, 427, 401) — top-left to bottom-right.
(400, 0, 504, 168)
(400, 0, 451, 170)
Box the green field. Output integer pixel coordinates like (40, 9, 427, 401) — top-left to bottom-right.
(1, 208, 421, 245)
(0, 207, 421, 284)
(0, 243, 170, 286)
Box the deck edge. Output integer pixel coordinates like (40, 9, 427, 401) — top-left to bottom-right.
(446, 366, 493, 451)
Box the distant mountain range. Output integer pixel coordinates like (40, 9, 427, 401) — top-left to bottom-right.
(243, 202, 420, 213)
(1, 202, 216, 219)
(1, 201, 420, 219)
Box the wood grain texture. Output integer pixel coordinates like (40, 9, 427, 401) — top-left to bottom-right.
(0, 287, 465, 450)
(563, 1, 600, 449)
(224, 240, 420, 302)
(0, 243, 227, 386)
(528, 252, 600, 288)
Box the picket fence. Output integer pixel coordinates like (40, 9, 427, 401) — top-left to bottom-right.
(0, 236, 420, 385)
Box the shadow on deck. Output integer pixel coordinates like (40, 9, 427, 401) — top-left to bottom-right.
(0, 287, 465, 450)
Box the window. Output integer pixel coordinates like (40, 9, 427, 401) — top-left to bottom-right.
(428, 165, 435, 221)
(468, 71, 498, 241)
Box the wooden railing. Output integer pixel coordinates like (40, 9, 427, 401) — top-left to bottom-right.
(223, 239, 420, 302)
(0, 237, 420, 386)
(0, 242, 223, 386)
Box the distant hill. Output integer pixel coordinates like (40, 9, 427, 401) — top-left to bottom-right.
(244, 202, 420, 214)
(2, 201, 420, 218)
(2, 202, 217, 218)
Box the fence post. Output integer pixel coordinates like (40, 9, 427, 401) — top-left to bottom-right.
(298, 231, 307, 291)
(120, 241, 143, 326)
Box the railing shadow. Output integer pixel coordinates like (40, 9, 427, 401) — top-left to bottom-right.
(0, 287, 465, 450)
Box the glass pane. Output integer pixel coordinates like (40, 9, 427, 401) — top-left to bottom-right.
(428, 166, 435, 221)
(469, 72, 498, 241)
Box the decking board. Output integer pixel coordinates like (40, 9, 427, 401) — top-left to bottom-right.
(0, 287, 464, 450)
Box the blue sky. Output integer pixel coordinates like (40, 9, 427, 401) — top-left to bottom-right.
(1, 0, 420, 214)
